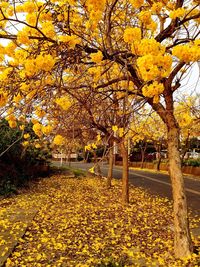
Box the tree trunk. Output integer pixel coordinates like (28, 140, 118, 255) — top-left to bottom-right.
(140, 141, 147, 169)
(167, 125, 193, 258)
(120, 141, 129, 204)
(156, 153, 161, 171)
(156, 144, 161, 171)
(94, 151, 102, 177)
(140, 149, 145, 169)
(67, 150, 71, 167)
(107, 146, 114, 188)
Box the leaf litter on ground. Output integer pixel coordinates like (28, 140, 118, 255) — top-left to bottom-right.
(1, 174, 200, 267)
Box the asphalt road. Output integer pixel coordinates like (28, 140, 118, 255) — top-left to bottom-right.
(65, 162, 200, 216)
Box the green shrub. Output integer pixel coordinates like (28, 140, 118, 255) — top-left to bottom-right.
(0, 119, 51, 194)
(0, 180, 17, 196)
(182, 159, 200, 167)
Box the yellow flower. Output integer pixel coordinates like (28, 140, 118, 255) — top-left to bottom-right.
(172, 43, 200, 62)
(35, 143, 41, 149)
(137, 54, 172, 81)
(138, 10, 152, 25)
(17, 30, 31, 45)
(0, 91, 8, 107)
(123, 27, 141, 44)
(35, 54, 56, 72)
(42, 125, 53, 135)
(19, 125, 25, 130)
(137, 38, 165, 56)
(13, 93, 22, 104)
(169, 8, 186, 19)
(112, 125, 118, 132)
(55, 96, 72, 110)
(142, 81, 164, 99)
(89, 167, 95, 173)
(90, 51, 103, 63)
(119, 128, 124, 137)
(22, 141, 29, 147)
(58, 35, 81, 48)
(22, 2, 36, 13)
(35, 108, 46, 118)
(8, 120, 17, 128)
(129, 0, 144, 8)
(33, 123, 43, 137)
(23, 133, 30, 139)
(53, 135, 64, 146)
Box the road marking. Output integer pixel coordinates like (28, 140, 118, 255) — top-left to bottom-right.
(102, 167, 200, 197)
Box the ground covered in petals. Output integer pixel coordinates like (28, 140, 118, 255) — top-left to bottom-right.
(2, 174, 200, 267)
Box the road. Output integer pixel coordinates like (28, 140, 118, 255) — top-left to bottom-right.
(66, 162, 200, 216)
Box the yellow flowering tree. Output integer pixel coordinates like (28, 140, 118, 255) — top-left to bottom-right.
(0, 0, 199, 258)
(175, 95, 200, 163)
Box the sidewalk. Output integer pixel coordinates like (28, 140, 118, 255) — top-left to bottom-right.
(0, 190, 48, 267)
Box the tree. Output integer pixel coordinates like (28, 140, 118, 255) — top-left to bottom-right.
(175, 95, 200, 163)
(0, 0, 199, 257)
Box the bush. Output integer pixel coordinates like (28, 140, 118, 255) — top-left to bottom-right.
(182, 159, 200, 167)
(0, 119, 51, 195)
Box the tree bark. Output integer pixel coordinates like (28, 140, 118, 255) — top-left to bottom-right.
(120, 141, 129, 204)
(167, 125, 193, 258)
(94, 151, 102, 177)
(140, 141, 147, 169)
(107, 146, 114, 188)
(156, 144, 162, 171)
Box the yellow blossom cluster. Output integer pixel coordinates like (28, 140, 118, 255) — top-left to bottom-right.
(17, 30, 31, 45)
(40, 21, 55, 39)
(58, 35, 81, 49)
(87, 66, 102, 83)
(42, 125, 53, 135)
(111, 125, 124, 137)
(85, 0, 106, 29)
(5, 114, 17, 128)
(55, 96, 72, 111)
(134, 38, 165, 56)
(118, 127, 124, 138)
(13, 93, 22, 104)
(19, 125, 25, 131)
(34, 107, 46, 118)
(26, 13, 37, 26)
(90, 51, 103, 64)
(142, 81, 164, 103)
(112, 125, 118, 132)
(23, 133, 30, 139)
(36, 54, 56, 72)
(53, 135, 64, 146)
(138, 10, 157, 31)
(85, 133, 102, 152)
(0, 90, 8, 107)
(85, 143, 97, 151)
(35, 143, 41, 149)
(32, 122, 43, 137)
(20, 1, 38, 13)
(22, 141, 29, 147)
(24, 54, 56, 76)
(172, 41, 200, 62)
(137, 54, 172, 81)
(129, 0, 144, 9)
(169, 8, 186, 19)
(86, 0, 106, 12)
(123, 27, 141, 44)
(151, 2, 164, 14)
